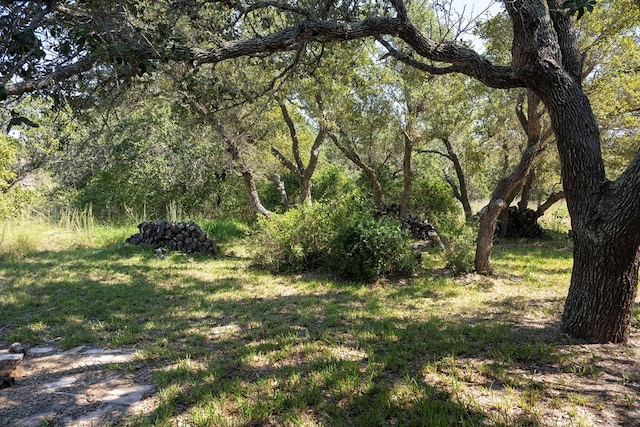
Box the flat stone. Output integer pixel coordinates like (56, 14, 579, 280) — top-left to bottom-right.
(65, 405, 120, 427)
(102, 385, 154, 405)
(44, 375, 78, 390)
(0, 353, 23, 376)
(62, 345, 86, 355)
(30, 346, 55, 355)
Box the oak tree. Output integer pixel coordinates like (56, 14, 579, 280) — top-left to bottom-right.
(2, 0, 640, 343)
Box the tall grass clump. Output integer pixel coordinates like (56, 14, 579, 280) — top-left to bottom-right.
(437, 218, 476, 274)
(0, 220, 44, 257)
(253, 195, 416, 281)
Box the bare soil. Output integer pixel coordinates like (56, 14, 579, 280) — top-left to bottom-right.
(0, 345, 157, 427)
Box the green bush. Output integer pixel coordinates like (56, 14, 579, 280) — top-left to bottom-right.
(443, 224, 476, 274)
(253, 202, 335, 272)
(0, 188, 44, 220)
(253, 195, 416, 281)
(331, 214, 415, 281)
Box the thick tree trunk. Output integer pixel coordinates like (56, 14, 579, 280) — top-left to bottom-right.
(508, 0, 640, 342)
(563, 237, 640, 343)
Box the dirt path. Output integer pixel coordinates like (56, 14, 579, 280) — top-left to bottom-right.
(0, 345, 157, 426)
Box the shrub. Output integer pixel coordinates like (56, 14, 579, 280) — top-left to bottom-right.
(253, 203, 335, 272)
(443, 224, 476, 274)
(253, 194, 416, 281)
(331, 214, 415, 281)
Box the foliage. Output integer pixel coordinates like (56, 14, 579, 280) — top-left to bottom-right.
(443, 222, 477, 274)
(0, 187, 42, 220)
(331, 214, 415, 281)
(562, 0, 597, 20)
(253, 202, 336, 272)
(253, 194, 415, 280)
(0, 134, 46, 220)
(53, 83, 236, 220)
(409, 168, 461, 222)
(312, 164, 357, 202)
(0, 133, 18, 191)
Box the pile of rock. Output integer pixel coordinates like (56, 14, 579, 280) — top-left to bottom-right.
(126, 220, 218, 255)
(498, 206, 544, 238)
(376, 203, 442, 246)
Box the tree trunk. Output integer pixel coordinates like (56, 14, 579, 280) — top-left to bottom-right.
(506, 0, 640, 342)
(475, 198, 506, 275)
(547, 86, 640, 342)
(518, 167, 535, 212)
(275, 97, 327, 205)
(330, 132, 384, 207)
(271, 174, 289, 209)
(400, 129, 413, 218)
(475, 90, 548, 272)
(563, 236, 640, 343)
(534, 190, 564, 219)
(442, 137, 473, 222)
(216, 122, 271, 217)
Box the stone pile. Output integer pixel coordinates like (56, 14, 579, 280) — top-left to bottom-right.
(498, 206, 544, 238)
(376, 203, 443, 246)
(126, 220, 218, 255)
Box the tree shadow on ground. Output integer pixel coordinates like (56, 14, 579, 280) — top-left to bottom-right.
(1, 243, 637, 426)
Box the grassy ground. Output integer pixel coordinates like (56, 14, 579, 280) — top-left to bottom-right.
(0, 218, 638, 426)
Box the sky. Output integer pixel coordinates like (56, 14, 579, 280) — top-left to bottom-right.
(448, 0, 503, 51)
(450, 0, 503, 17)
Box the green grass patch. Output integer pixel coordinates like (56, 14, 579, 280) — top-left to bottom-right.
(0, 220, 635, 427)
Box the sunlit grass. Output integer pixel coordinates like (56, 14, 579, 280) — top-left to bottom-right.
(0, 218, 636, 426)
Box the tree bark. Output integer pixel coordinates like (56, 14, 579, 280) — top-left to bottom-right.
(273, 97, 327, 205)
(215, 122, 271, 217)
(475, 198, 507, 275)
(505, 0, 640, 342)
(400, 129, 413, 218)
(441, 137, 472, 222)
(416, 140, 473, 222)
(534, 190, 564, 219)
(518, 168, 535, 212)
(271, 174, 289, 209)
(475, 90, 548, 273)
(330, 132, 385, 207)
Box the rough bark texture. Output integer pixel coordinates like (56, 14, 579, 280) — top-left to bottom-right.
(475, 90, 548, 273)
(273, 98, 327, 205)
(330, 132, 385, 207)
(506, 0, 640, 343)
